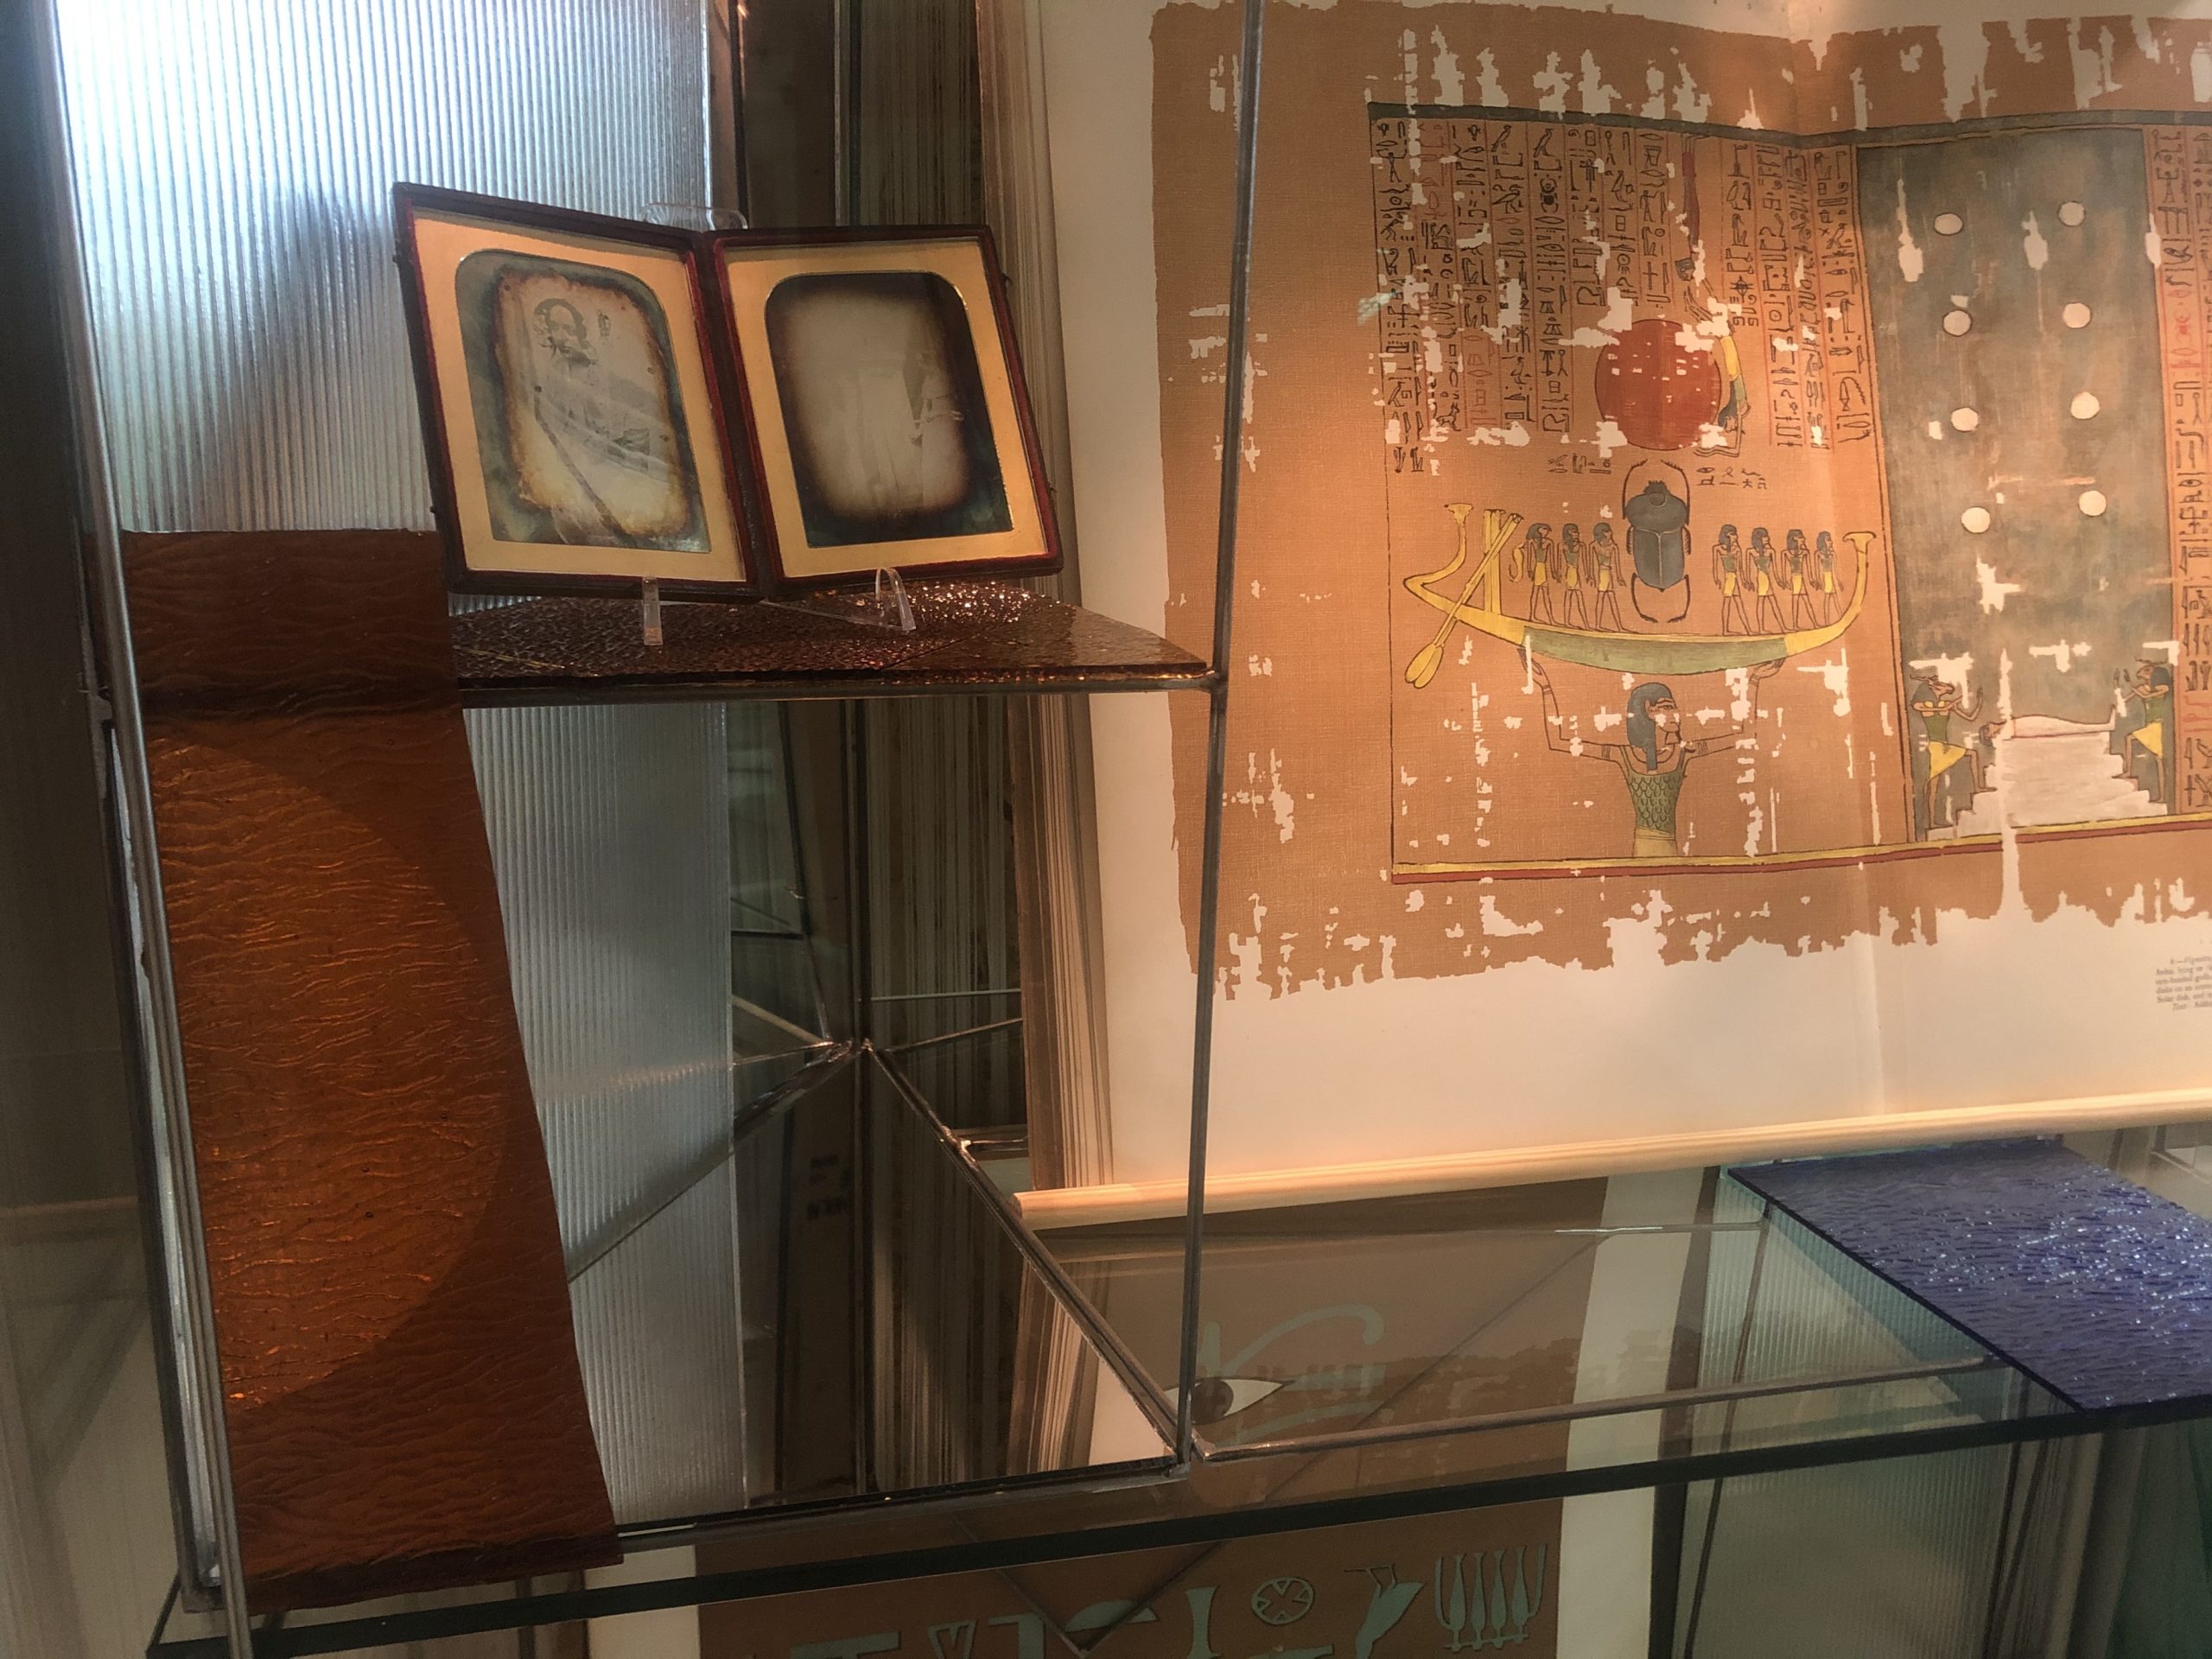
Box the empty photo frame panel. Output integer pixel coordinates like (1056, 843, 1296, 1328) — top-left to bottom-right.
(397, 188, 753, 594)
(715, 232, 1058, 584)
(771, 271, 1013, 546)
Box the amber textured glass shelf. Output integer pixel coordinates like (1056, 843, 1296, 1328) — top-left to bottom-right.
(450, 582, 1212, 704)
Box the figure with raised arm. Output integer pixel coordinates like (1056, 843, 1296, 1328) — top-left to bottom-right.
(2117, 661, 2177, 810)
(1529, 659, 1783, 859)
(1909, 671, 1986, 832)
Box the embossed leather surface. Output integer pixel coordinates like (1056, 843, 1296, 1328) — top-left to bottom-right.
(1732, 1139, 2212, 1412)
(124, 531, 617, 1610)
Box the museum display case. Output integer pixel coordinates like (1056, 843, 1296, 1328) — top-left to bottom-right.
(19, 1, 2212, 1656)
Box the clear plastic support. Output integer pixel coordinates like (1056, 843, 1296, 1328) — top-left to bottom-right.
(640, 201, 751, 232)
(766, 568, 919, 634)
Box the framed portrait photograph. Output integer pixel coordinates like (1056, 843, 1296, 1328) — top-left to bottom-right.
(394, 185, 760, 596)
(710, 227, 1061, 586)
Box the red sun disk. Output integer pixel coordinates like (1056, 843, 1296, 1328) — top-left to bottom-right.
(1595, 316, 1726, 452)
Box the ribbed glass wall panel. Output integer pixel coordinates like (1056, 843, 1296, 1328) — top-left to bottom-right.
(48, 0, 743, 1541)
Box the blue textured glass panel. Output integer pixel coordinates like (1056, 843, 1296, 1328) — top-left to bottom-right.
(1731, 1141, 2212, 1412)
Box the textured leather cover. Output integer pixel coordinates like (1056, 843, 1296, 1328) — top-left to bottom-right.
(1734, 1139, 2212, 1413)
(124, 530, 617, 1610)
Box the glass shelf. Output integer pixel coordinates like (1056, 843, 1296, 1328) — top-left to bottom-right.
(144, 1078, 2212, 1656)
(575, 1045, 1173, 1522)
(451, 579, 1212, 706)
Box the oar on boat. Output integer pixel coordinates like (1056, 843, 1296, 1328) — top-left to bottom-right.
(1404, 505, 1521, 688)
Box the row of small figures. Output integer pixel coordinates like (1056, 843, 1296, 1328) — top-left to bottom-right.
(1505, 521, 1846, 633)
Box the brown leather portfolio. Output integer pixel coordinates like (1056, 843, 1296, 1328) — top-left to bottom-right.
(123, 530, 618, 1611)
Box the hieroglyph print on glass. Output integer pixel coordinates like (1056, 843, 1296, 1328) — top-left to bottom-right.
(454, 250, 709, 552)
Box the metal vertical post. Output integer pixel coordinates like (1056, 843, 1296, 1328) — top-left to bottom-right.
(1678, 1208, 1774, 1657)
(27, 4, 255, 1654)
(705, 0, 747, 222)
(778, 704, 836, 1044)
(831, 0, 861, 226)
(846, 699, 880, 1492)
(1175, 0, 1266, 1465)
(829, 0, 879, 1493)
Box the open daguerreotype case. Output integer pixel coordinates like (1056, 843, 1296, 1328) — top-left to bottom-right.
(394, 185, 1061, 594)
(35, 1, 2212, 1655)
